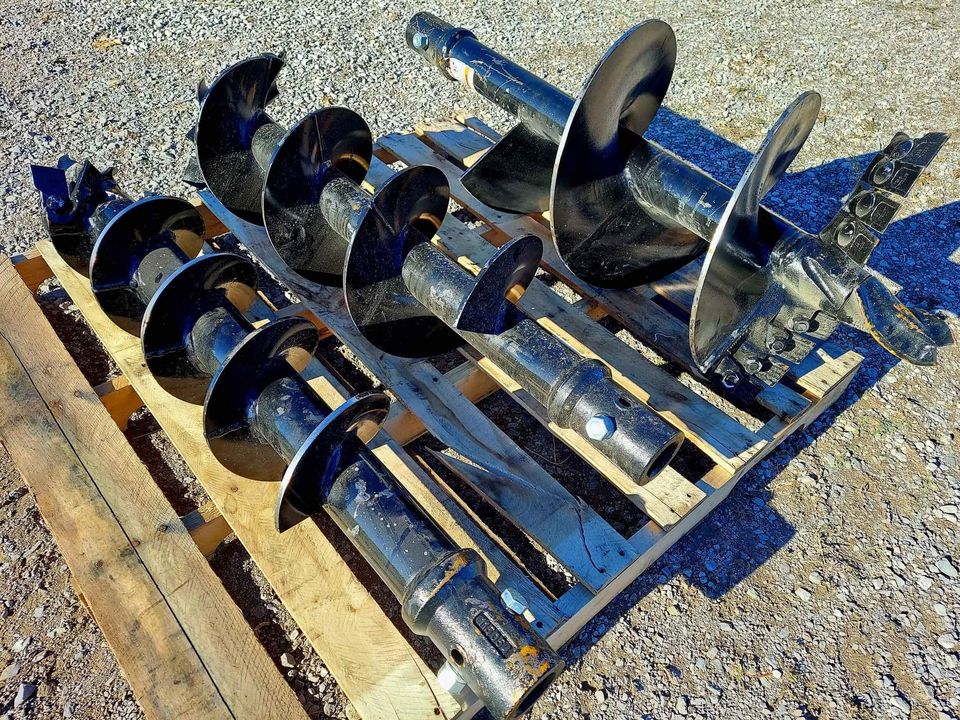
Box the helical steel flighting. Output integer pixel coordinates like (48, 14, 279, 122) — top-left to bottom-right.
(254, 103, 683, 483)
(202, 314, 563, 720)
(406, 14, 952, 388)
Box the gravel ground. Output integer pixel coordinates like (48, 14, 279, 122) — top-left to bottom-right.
(1, 0, 959, 718)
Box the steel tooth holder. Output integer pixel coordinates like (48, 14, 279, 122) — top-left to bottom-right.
(262, 105, 683, 482)
(88, 195, 206, 334)
(203, 323, 563, 720)
(140, 252, 317, 410)
(30, 156, 132, 272)
(407, 14, 952, 387)
(186, 53, 288, 224)
(406, 13, 706, 287)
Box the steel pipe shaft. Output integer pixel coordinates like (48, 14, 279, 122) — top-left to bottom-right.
(400, 241, 683, 480)
(204, 336, 562, 720)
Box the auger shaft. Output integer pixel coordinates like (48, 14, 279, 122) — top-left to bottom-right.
(188, 305, 254, 375)
(401, 241, 682, 479)
(251, 121, 288, 172)
(407, 12, 731, 238)
(130, 241, 193, 305)
(240, 368, 561, 719)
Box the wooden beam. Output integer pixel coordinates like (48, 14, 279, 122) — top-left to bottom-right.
(94, 376, 144, 431)
(180, 500, 233, 557)
(0, 256, 307, 720)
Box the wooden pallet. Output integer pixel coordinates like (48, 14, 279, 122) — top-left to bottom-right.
(0, 116, 861, 720)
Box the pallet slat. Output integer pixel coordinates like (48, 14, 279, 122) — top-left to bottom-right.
(0, 257, 307, 720)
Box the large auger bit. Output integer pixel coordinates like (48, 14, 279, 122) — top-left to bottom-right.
(408, 13, 953, 390)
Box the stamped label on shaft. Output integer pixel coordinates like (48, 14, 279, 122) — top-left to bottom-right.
(447, 58, 476, 91)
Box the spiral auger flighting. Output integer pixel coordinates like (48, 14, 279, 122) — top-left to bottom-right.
(88, 195, 206, 334)
(406, 13, 953, 389)
(256, 103, 684, 483)
(691, 99, 952, 387)
(183, 53, 286, 223)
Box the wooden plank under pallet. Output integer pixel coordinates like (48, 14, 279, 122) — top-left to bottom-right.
(0, 256, 307, 720)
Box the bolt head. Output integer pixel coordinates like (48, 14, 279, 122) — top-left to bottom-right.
(791, 317, 810, 333)
(436, 662, 466, 696)
(412, 32, 430, 51)
(44, 194, 67, 213)
(890, 138, 913, 160)
(721, 371, 740, 389)
(500, 587, 528, 616)
(743, 358, 763, 375)
(768, 338, 787, 354)
(853, 192, 875, 219)
(836, 220, 857, 247)
(585, 414, 616, 441)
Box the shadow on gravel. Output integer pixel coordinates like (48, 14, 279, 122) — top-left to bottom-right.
(560, 107, 959, 661)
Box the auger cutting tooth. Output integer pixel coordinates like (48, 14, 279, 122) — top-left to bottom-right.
(182, 154, 203, 187)
(864, 131, 949, 197)
(820, 130, 949, 265)
(839, 275, 941, 365)
(29, 155, 133, 272)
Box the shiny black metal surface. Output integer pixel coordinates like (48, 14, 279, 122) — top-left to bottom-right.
(88, 196, 205, 334)
(395, 232, 683, 481)
(30, 156, 132, 272)
(408, 14, 952, 387)
(263, 107, 374, 286)
(691, 97, 952, 386)
(189, 53, 285, 224)
(202, 318, 562, 720)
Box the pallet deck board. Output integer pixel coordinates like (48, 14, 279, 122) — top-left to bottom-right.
(0, 257, 307, 720)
